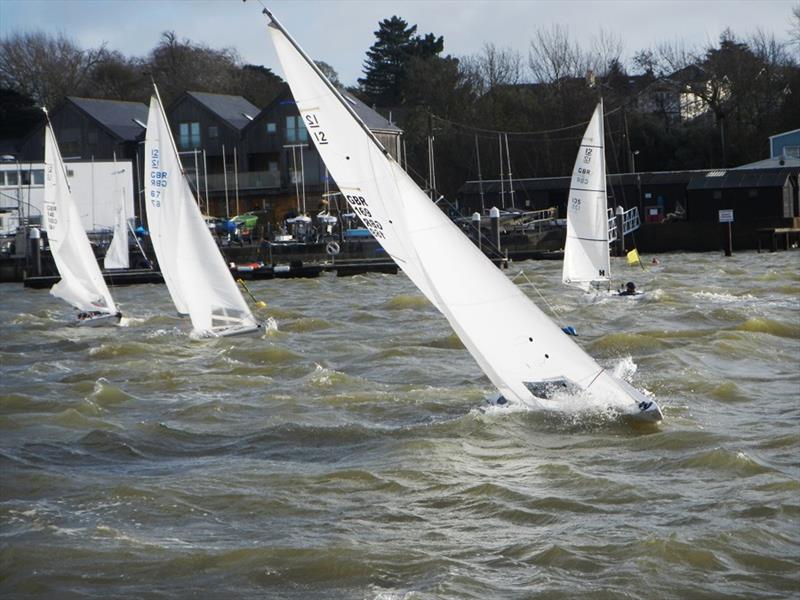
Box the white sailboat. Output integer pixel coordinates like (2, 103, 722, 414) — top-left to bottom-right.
(562, 101, 612, 292)
(42, 115, 121, 326)
(144, 85, 261, 338)
(264, 11, 662, 422)
(103, 179, 129, 270)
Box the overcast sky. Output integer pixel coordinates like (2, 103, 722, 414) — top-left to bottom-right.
(1, 0, 796, 86)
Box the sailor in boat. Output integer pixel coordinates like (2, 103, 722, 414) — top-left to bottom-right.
(618, 281, 638, 296)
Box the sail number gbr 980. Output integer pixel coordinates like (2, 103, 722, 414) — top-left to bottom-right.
(346, 194, 384, 239)
(149, 148, 168, 208)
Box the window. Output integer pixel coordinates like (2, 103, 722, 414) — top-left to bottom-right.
(6, 171, 17, 186)
(32, 169, 44, 185)
(285, 115, 307, 143)
(0, 172, 5, 186)
(266, 122, 276, 134)
(179, 122, 201, 149)
(208, 125, 218, 139)
(268, 161, 278, 172)
(87, 130, 98, 145)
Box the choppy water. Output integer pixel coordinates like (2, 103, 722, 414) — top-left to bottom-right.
(1, 251, 798, 599)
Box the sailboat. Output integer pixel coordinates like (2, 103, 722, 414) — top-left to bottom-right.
(103, 177, 129, 270)
(144, 84, 262, 338)
(562, 101, 612, 293)
(42, 114, 121, 326)
(264, 10, 662, 422)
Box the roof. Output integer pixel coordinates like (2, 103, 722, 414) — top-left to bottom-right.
(67, 97, 148, 141)
(339, 92, 401, 133)
(185, 91, 260, 130)
(735, 155, 800, 170)
(243, 85, 402, 136)
(686, 168, 797, 190)
(769, 128, 800, 142)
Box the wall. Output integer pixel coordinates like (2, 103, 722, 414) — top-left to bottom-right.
(0, 160, 134, 231)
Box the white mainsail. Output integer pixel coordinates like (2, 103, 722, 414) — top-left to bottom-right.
(562, 102, 611, 292)
(43, 119, 119, 317)
(144, 85, 260, 337)
(265, 12, 662, 421)
(103, 183, 129, 270)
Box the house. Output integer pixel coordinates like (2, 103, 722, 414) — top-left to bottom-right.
(17, 96, 148, 163)
(172, 85, 404, 222)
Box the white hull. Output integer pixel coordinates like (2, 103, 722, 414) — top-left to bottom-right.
(74, 312, 121, 327)
(486, 392, 663, 423)
(194, 323, 263, 338)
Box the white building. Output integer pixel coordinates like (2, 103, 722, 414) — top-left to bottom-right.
(0, 159, 134, 235)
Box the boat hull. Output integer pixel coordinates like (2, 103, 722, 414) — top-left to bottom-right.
(74, 312, 122, 327)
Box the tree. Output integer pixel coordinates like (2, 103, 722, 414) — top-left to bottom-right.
(314, 61, 341, 88)
(358, 16, 443, 106)
(0, 31, 108, 109)
(461, 44, 524, 95)
(88, 51, 148, 102)
(236, 64, 284, 107)
(148, 31, 242, 105)
(0, 88, 44, 139)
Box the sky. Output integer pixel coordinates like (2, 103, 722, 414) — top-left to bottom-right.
(1, 0, 796, 86)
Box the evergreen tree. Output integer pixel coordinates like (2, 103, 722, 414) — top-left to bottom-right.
(358, 16, 443, 106)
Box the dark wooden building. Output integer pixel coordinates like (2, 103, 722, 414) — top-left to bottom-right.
(17, 96, 147, 164)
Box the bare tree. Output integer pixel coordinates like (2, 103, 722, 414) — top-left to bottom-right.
(461, 43, 524, 94)
(589, 29, 625, 78)
(314, 61, 342, 88)
(790, 3, 800, 49)
(0, 31, 108, 109)
(527, 25, 587, 85)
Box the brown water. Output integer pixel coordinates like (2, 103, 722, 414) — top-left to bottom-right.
(1, 251, 798, 598)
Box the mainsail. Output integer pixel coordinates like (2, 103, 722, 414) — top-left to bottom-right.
(562, 102, 611, 292)
(43, 119, 119, 316)
(265, 11, 661, 420)
(104, 182, 129, 270)
(144, 85, 260, 337)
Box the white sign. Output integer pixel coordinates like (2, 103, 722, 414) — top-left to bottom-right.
(718, 209, 734, 223)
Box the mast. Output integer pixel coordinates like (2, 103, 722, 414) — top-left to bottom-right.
(475, 134, 485, 214)
(504, 132, 515, 209)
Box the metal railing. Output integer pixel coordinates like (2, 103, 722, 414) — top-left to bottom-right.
(608, 208, 618, 242)
(608, 206, 640, 243)
(622, 206, 641, 235)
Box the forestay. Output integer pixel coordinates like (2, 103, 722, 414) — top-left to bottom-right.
(104, 184, 129, 270)
(562, 102, 611, 292)
(265, 12, 661, 419)
(144, 86, 259, 337)
(43, 121, 119, 316)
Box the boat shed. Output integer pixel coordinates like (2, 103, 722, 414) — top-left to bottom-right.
(685, 167, 799, 222)
(457, 170, 696, 220)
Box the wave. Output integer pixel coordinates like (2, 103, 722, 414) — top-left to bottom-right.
(734, 317, 800, 339)
(383, 294, 431, 310)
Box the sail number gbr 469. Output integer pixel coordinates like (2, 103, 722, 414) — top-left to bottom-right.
(302, 110, 385, 240)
